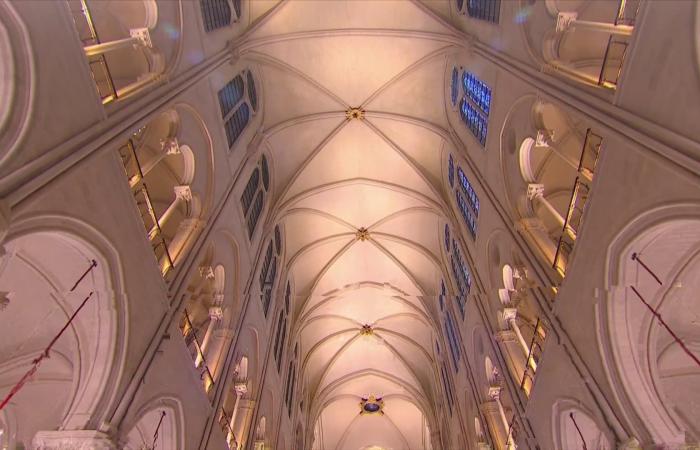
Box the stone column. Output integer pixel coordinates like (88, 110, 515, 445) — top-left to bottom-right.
(137, 137, 181, 182)
(227, 383, 248, 449)
(502, 308, 537, 372)
(489, 387, 516, 450)
(83, 28, 152, 57)
(556, 12, 634, 36)
(148, 185, 191, 240)
(527, 184, 566, 230)
(196, 306, 223, 367)
(535, 129, 580, 171)
(235, 399, 256, 450)
(516, 218, 559, 269)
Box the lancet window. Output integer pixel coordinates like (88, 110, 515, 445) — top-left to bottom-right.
(273, 282, 291, 372)
(200, 0, 232, 32)
(459, 71, 491, 146)
(258, 226, 281, 317)
(242, 156, 270, 238)
(218, 70, 257, 150)
(466, 0, 501, 23)
(285, 344, 298, 416)
(441, 363, 455, 415)
(450, 67, 460, 106)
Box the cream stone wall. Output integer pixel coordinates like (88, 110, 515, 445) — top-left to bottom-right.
(0, 1, 698, 449)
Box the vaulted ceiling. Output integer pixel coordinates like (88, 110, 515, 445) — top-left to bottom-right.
(242, 1, 463, 447)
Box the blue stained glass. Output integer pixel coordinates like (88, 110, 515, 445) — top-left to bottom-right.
(363, 402, 381, 413)
(444, 224, 451, 252)
(448, 154, 455, 187)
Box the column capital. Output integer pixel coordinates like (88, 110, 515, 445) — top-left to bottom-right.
(161, 137, 181, 155)
(535, 129, 554, 147)
(199, 264, 215, 279)
(526, 183, 545, 201)
(234, 381, 249, 396)
(33, 430, 116, 449)
(209, 306, 224, 320)
(488, 386, 502, 400)
(174, 185, 192, 202)
(129, 27, 153, 47)
(502, 307, 518, 322)
(556, 12, 578, 32)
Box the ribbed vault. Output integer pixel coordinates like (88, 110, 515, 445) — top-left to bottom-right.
(241, 1, 463, 448)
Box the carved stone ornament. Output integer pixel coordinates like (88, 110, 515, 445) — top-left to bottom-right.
(199, 265, 215, 279)
(33, 430, 116, 450)
(356, 227, 370, 241)
(346, 107, 365, 120)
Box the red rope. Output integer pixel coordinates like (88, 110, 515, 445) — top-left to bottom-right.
(630, 286, 700, 369)
(569, 412, 588, 450)
(152, 410, 166, 449)
(0, 291, 94, 411)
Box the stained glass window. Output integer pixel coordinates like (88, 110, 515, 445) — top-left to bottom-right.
(247, 190, 263, 238)
(200, 0, 231, 32)
(451, 239, 472, 318)
(241, 157, 269, 239)
(224, 103, 250, 150)
(444, 224, 451, 253)
(460, 98, 488, 146)
(445, 311, 461, 371)
(247, 71, 258, 112)
(259, 241, 278, 317)
(273, 312, 286, 370)
(450, 67, 459, 106)
(233, 0, 242, 21)
(448, 154, 455, 188)
(218, 75, 244, 117)
(456, 190, 478, 238)
(218, 70, 257, 150)
(441, 364, 454, 415)
(241, 168, 259, 214)
(459, 71, 491, 147)
(467, 0, 501, 23)
(457, 167, 480, 216)
(462, 72, 491, 115)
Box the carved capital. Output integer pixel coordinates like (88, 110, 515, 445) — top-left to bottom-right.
(535, 129, 554, 147)
(556, 12, 578, 33)
(33, 430, 116, 449)
(488, 386, 502, 400)
(209, 306, 224, 320)
(502, 307, 518, 322)
(199, 265, 215, 279)
(526, 184, 545, 201)
(174, 185, 192, 202)
(161, 137, 181, 155)
(129, 27, 152, 47)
